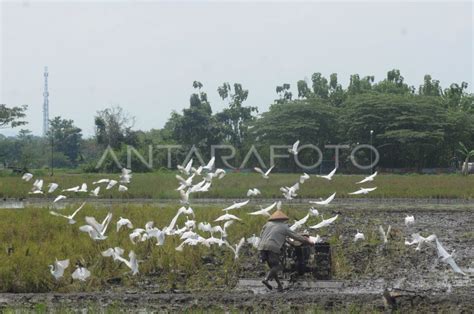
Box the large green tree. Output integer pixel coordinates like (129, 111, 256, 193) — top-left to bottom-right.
(48, 116, 83, 164)
(216, 83, 258, 149)
(343, 94, 447, 169)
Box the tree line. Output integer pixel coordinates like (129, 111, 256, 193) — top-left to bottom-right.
(0, 69, 473, 173)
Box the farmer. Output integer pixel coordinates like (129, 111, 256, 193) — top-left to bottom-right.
(258, 209, 314, 291)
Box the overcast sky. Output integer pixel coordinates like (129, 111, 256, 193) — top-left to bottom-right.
(1, 1, 472, 137)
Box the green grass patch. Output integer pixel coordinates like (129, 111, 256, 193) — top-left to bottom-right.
(0, 171, 473, 200)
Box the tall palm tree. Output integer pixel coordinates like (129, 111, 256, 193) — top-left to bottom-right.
(458, 142, 474, 175)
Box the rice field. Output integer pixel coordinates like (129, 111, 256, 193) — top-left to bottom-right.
(1, 202, 472, 294)
(0, 171, 473, 200)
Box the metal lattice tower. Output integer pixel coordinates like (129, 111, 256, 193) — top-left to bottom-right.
(43, 66, 49, 136)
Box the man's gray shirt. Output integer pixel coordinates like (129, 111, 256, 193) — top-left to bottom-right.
(257, 221, 308, 253)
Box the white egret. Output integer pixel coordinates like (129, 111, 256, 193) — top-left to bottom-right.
(309, 214, 339, 229)
(177, 159, 193, 176)
(49, 259, 69, 280)
(254, 166, 274, 179)
(215, 213, 242, 222)
(62, 186, 80, 193)
(435, 238, 466, 276)
(247, 234, 261, 248)
(102, 247, 125, 261)
(115, 251, 139, 275)
(378, 225, 391, 244)
(247, 188, 261, 197)
(405, 233, 436, 251)
(299, 173, 310, 184)
(354, 230, 365, 242)
(90, 186, 100, 197)
(202, 156, 215, 172)
(222, 200, 250, 211)
(280, 182, 299, 200)
(78, 183, 88, 193)
(225, 237, 245, 259)
(49, 202, 86, 224)
(47, 183, 59, 194)
(316, 167, 337, 180)
(53, 195, 67, 203)
(290, 214, 309, 232)
(248, 202, 277, 217)
(72, 265, 91, 281)
(79, 212, 113, 240)
(117, 217, 133, 232)
(22, 173, 33, 181)
(106, 180, 118, 190)
(310, 192, 336, 206)
(405, 215, 415, 227)
(308, 207, 319, 217)
(288, 140, 300, 155)
(118, 185, 128, 192)
(357, 171, 378, 184)
(348, 187, 377, 195)
(93, 179, 110, 185)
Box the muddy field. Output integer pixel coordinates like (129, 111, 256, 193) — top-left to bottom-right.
(1, 202, 473, 312)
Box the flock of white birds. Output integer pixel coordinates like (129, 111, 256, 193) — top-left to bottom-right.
(19, 140, 468, 283)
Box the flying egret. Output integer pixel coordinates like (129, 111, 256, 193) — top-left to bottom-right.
(357, 171, 378, 184)
(47, 183, 59, 194)
(288, 140, 300, 155)
(310, 192, 336, 206)
(49, 202, 86, 224)
(299, 173, 310, 184)
(254, 166, 274, 179)
(176, 174, 195, 191)
(179, 189, 190, 205)
(49, 259, 69, 280)
(72, 264, 91, 281)
(117, 217, 133, 232)
(309, 214, 339, 229)
(222, 200, 250, 211)
(202, 156, 215, 172)
(248, 202, 277, 217)
(62, 186, 80, 193)
(90, 186, 100, 197)
(93, 178, 110, 185)
(280, 182, 299, 200)
(378, 225, 391, 244)
(348, 187, 377, 195)
(316, 167, 337, 180)
(106, 180, 118, 190)
(118, 185, 128, 192)
(177, 159, 193, 175)
(247, 234, 261, 249)
(215, 213, 242, 222)
(247, 188, 261, 197)
(22, 173, 33, 181)
(290, 214, 309, 231)
(79, 212, 113, 240)
(53, 195, 67, 203)
(115, 250, 139, 275)
(129, 228, 146, 244)
(225, 237, 245, 259)
(32, 179, 44, 192)
(405, 233, 436, 251)
(102, 247, 125, 261)
(435, 238, 467, 276)
(78, 183, 88, 193)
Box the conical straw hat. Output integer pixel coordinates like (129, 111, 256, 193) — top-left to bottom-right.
(268, 209, 289, 221)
